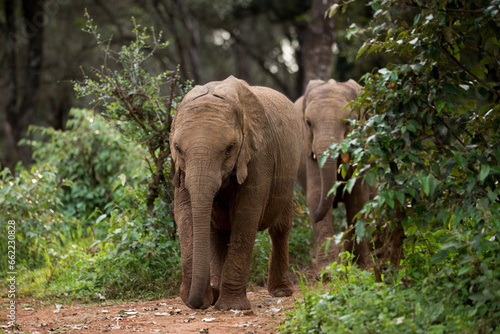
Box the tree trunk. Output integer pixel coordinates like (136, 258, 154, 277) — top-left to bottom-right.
(300, 0, 337, 91)
(2, 0, 45, 170)
(3, 0, 20, 171)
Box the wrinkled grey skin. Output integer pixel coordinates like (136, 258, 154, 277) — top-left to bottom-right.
(296, 79, 374, 272)
(170, 76, 302, 310)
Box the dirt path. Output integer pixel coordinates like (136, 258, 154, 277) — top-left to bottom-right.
(2, 285, 301, 333)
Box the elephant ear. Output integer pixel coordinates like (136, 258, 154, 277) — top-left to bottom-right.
(213, 76, 265, 185)
(339, 79, 364, 120)
(340, 79, 362, 100)
(170, 122, 183, 188)
(302, 79, 327, 113)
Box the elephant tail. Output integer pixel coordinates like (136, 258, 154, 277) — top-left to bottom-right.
(293, 199, 305, 215)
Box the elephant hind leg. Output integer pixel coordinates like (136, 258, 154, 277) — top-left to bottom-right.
(267, 205, 294, 298)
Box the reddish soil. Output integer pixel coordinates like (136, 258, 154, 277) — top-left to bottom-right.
(1, 285, 302, 334)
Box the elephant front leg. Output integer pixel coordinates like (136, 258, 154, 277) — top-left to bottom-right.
(313, 213, 340, 275)
(213, 216, 259, 310)
(267, 205, 294, 297)
(210, 227, 229, 305)
(345, 181, 373, 269)
(306, 164, 339, 275)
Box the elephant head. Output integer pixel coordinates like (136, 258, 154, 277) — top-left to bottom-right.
(170, 76, 264, 309)
(302, 79, 363, 223)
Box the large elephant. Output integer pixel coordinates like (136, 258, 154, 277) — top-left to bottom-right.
(296, 79, 374, 272)
(170, 76, 302, 310)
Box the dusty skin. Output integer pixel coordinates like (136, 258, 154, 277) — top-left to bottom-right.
(1, 285, 302, 334)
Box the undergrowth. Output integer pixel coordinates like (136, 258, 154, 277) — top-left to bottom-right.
(280, 252, 492, 333)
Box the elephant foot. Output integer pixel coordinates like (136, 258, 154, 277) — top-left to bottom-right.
(210, 283, 220, 305)
(269, 283, 293, 297)
(214, 294, 251, 310)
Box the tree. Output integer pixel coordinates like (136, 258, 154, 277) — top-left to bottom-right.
(74, 13, 182, 222)
(324, 0, 499, 321)
(299, 0, 337, 91)
(2, 0, 45, 170)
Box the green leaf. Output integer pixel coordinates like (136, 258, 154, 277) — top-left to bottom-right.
(327, 4, 339, 18)
(345, 177, 356, 194)
(341, 164, 348, 179)
(355, 220, 365, 243)
(327, 182, 341, 198)
(469, 293, 486, 302)
(364, 171, 376, 187)
(357, 42, 370, 59)
(324, 238, 332, 256)
(478, 165, 490, 184)
(454, 154, 464, 168)
(407, 119, 421, 132)
(395, 191, 405, 206)
(431, 250, 448, 264)
(413, 13, 421, 25)
(318, 152, 329, 168)
(381, 190, 395, 208)
(421, 175, 430, 196)
(96, 214, 107, 225)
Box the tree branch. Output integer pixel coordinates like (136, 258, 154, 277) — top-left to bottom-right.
(440, 41, 500, 99)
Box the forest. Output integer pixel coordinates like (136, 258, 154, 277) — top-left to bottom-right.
(1, 0, 499, 332)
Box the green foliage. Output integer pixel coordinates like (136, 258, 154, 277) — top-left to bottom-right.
(84, 176, 181, 299)
(293, 0, 500, 330)
(1, 106, 181, 299)
(74, 11, 182, 218)
(22, 108, 147, 222)
(0, 164, 76, 273)
(66, 14, 184, 299)
(281, 253, 488, 333)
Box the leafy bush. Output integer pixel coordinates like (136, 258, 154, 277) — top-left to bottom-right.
(74, 11, 181, 218)
(281, 253, 487, 333)
(1, 106, 181, 299)
(23, 108, 147, 223)
(0, 164, 75, 273)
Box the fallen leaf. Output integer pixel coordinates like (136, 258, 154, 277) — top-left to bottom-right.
(154, 312, 170, 316)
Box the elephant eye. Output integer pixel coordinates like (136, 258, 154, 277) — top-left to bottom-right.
(174, 144, 183, 154)
(305, 118, 312, 127)
(225, 144, 235, 155)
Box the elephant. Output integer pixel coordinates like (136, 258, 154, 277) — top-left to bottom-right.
(170, 75, 302, 310)
(296, 79, 374, 272)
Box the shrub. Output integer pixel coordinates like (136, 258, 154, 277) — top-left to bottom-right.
(23, 108, 147, 224)
(281, 253, 485, 333)
(0, 164, 74, 273)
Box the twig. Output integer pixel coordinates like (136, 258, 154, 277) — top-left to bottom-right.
(440, 41, 500, 99)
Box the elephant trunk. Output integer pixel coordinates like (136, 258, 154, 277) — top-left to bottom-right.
(314, 150, 338, 223)
(185, 165, 220, 309)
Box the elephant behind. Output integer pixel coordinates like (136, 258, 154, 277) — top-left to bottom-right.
(296, 79, 375, 273)
(170, 76, 302, 310)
